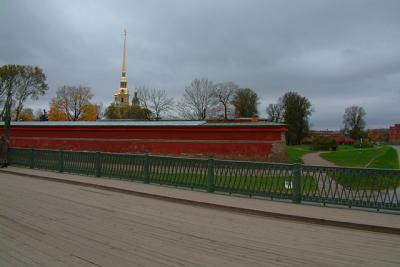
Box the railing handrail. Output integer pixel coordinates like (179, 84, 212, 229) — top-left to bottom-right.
(9, 147, 399, 173)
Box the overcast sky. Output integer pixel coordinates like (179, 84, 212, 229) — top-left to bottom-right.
(1, 0, 399, 129)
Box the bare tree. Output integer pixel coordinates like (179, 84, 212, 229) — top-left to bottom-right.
(177, 78, 214, 120)
(138, 87, 174, 120)
(343, 105, 366, 140)
(212, 82, 238, 120)
(266, 102, 284, 123)
(94, 102, 104, 119)
(52, 85, 94, 121)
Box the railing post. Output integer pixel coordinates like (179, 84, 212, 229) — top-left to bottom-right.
(95, 151, 102, 177)
(207, 155, 215, 193)
(30, 149, 35, 169)
(144, 153, 150, 184)
(4, 144, 9, 167)
(292, 163, 302, 203)
(59, 149, 64, 173)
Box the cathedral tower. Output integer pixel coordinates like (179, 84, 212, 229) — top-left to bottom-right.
(114, 29, 129, 105)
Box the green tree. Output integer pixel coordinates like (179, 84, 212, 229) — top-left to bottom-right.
(281, 91, 313, 145)
(104, 103, 151, 120)
(343, 106, 366, 140)
(0, 65, 48, 164)
(231, 88, 259, 117)
(0, 65, 48, 121)
(35, 109, 48, 121)
(105, 103, 123, 119)
(14, 66, 48, 121)
(127, 105, 152, 119)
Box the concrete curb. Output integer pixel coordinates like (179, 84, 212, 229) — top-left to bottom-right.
(1, 168, 399, 235)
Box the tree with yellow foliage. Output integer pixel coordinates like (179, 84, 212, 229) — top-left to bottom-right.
(48, 99, 68, 121)
(19, 108, 34, 121)
(48, 85, 100, 121)
(79, 104, 99, 121)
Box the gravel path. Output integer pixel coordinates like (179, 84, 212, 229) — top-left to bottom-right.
(302, 152, 337, 167)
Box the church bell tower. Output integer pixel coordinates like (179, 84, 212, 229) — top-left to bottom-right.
(114, 29, 129, 105)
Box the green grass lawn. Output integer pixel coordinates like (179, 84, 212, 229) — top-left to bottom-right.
(320, 146, 399, 169)
(334, 172, 400, 190)
(321, 146, 400, 189)
(151, 171, 318, 195)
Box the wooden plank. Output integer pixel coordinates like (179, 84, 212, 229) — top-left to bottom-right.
(0, 174, 399, 266)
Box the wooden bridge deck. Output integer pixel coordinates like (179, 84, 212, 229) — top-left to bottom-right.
(0, 172, 399, 266)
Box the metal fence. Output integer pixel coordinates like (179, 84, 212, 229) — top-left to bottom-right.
(8, 148, 400, 211)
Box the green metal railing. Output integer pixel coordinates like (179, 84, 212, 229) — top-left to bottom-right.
(8, 148, 400, 211)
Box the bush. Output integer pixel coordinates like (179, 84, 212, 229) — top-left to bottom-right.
(353, 139, 374, 149)
(312, 137, 338, 151)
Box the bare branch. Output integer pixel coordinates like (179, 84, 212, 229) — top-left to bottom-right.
(212, 82, 238, 120)
(138, 87, 174, 120)
(178, 78, 214, 120)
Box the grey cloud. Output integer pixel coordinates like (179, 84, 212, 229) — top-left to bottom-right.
(1, 0, 399, 129)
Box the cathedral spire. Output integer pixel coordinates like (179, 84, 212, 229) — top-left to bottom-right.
(114, 29, 129, 105)
(122, 29, 127, 75)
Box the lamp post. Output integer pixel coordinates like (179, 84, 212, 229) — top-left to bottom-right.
(3, 88, 12, 167)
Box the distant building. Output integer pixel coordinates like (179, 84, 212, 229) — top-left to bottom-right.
(367, 128, 388, 143)
(389, 124, 400, 143)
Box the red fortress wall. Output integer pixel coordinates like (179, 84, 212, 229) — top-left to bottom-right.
(0, 121, 288, 162)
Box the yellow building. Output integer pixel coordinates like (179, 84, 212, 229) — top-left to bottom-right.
(114, 30, 129, 105)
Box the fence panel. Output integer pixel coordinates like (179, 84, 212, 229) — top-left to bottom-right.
(149, 155, 208, 190)
(33, 149, 61, 171)
(101, 153, 145, 181)
(9, 148, 31, 167)
(62, 150, 97, 176)
(301, 165, 400, 210)
(214, 160, 294, 199)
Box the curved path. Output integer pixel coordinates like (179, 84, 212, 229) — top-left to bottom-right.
(301, 151, 399, 206)
(391, 146, 400, 166)
(302, 152, 336, 167)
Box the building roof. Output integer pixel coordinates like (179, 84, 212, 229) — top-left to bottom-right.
(0, 120, 286, 128)
(204, 121, 285, 127)
(0, 120, 207, 127)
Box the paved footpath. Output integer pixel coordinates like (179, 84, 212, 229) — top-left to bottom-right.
(0, 168, 400, 266)
(302, 152, 336, 167)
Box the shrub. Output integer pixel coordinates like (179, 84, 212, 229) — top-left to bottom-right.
(312, 136, 338, 151)
(353, 139, 374, 149)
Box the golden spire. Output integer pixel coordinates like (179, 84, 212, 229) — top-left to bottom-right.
(114, 29, 129, 105)
(122, 29, 127, 74)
